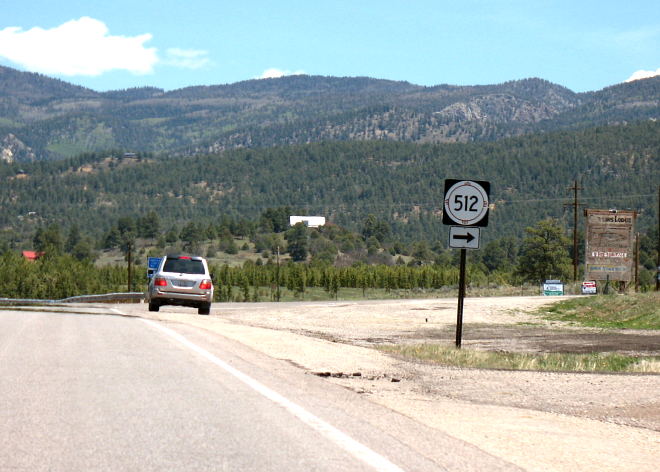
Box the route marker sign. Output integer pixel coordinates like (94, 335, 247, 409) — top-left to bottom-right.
(442, 179, 490, 227)
(442, 178, 491, 349)
(449, 226, 480, 249)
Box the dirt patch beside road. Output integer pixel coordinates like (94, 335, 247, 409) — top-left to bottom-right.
(128, 296, 660, 472)
(210, 296, 660, 357)
(414, 323, 660, 355)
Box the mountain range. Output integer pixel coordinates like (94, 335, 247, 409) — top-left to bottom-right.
(1, 65, 659, 162)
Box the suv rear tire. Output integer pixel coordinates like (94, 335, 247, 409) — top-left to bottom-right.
(198, 303, 211, 315)
(148, 301, 160, 312)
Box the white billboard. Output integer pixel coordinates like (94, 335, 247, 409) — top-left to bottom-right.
(289, 216, 326, 228)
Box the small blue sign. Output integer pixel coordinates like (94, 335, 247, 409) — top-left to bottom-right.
(148, 257, 162, 270)
(147, 257, 162, 279)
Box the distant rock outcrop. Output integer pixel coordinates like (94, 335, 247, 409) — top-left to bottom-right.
(1, 133, 35, 163)
(0, 65, 658, 162)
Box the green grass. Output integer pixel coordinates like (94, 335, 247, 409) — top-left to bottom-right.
(379, 344, 660, 373)
(134, 117, 169, 126)
(47, 141, 87, 158)
(0, 117, 21, 127)
(538, 292, 660, 330)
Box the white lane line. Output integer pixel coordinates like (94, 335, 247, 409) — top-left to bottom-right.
(139, 317, 406, 472)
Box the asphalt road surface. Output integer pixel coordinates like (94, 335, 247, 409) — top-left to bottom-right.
(0, 308, 520, 471)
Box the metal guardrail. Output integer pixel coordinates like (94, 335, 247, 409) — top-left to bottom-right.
(0, 292, 145, 305)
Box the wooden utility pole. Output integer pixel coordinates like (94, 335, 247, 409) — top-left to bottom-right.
(127, 241, 133, 292)
(276, 245, 281, 302)
(565, 180, 584, 282)
(635, 233, 640, 292)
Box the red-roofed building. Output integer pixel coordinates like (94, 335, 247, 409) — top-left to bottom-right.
(22, 250, 45, 261)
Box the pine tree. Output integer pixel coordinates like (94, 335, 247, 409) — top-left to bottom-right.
(286, 223, 309, 262)
(515, 218, 571, 284)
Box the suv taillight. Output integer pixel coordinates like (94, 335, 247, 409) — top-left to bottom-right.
(199, 280, 213, 290)
(154, 277, 167, 287)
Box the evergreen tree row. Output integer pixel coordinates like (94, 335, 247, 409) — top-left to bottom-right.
(2, 216, 658, 300)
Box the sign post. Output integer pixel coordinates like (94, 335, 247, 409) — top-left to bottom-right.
(584, 209, 636, 284)
(443, 179, 490, 348)
(455, 248, 467, 347)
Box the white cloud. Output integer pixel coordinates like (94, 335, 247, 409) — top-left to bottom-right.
(259, 68, 305, 79)
(625, 68, 660, 83)
(164, 48, 211, 70)
(0, 17, 157, 76)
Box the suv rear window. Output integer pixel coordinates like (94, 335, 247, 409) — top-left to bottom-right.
(163, 258, 205, 274)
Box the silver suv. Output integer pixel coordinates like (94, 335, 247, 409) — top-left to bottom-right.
(146, 255, 214, 315)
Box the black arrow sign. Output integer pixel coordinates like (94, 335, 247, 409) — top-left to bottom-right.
(453, 232, 475, 243)
(449, 226, 480, 250)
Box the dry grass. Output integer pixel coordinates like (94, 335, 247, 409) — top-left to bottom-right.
(379, 344, 660, 373)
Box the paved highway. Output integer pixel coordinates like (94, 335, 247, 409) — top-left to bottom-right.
(0, 308, 520, 471)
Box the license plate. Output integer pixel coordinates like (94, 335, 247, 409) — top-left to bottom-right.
(173, 279, 195, 288)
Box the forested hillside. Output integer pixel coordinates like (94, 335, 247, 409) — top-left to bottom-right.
(1, 65, 658, 162)
(1, 121, 658, 246)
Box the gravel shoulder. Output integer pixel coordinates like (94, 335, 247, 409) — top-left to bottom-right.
(125, 296, 659, 472)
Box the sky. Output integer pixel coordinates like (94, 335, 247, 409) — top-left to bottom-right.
(1, 1, 659, 93)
